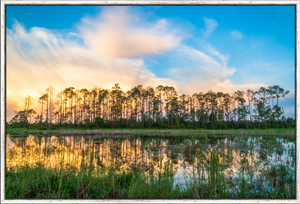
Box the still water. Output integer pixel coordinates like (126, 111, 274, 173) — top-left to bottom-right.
(6, 134, 296, 185)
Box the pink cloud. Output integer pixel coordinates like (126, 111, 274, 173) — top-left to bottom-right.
(79, 7, 181, 58)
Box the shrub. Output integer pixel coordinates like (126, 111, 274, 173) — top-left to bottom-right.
(206, 123, 215, 129)
(186, 125, 194, 130)
(216, 122, 228, 130)
(169, 125, 177, 129)
(38, 126, 47, 130)
(161, 124, 168, 129)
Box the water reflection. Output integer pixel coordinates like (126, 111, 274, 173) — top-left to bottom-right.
(6, 134, 295, 183)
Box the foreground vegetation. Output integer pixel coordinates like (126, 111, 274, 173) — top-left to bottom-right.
(9, 84, 294, 130)
(6, 152, 295, 199)
(6, 132, 295, 199)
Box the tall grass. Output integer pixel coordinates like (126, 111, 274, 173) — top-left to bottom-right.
(6, 150, 295, 199)
(6, 158, 184, 199)
(183, 146, 295, 199)
(6, 134, 295, 199)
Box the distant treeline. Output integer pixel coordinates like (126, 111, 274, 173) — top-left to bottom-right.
(8, 84, 294, 130)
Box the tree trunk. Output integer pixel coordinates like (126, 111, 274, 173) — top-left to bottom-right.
(94, 96, 96, 122)
(264, 106, 266, 129)
(135, 99, 138, 122)
(46, 96, 49, 127)
(202, 113, 204, 129)
(60, 95, 62, 124)
(40, 102, 43, 126)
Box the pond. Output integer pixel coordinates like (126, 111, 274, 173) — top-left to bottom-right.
(6, 133, 296, 198)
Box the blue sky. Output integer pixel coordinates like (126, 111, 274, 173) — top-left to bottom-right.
(6, 5, 295, 118)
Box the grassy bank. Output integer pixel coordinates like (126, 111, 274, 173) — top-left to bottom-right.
(6, 127, 295, 136)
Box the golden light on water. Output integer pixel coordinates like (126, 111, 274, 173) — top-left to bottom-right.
(6, 135, 295, 180)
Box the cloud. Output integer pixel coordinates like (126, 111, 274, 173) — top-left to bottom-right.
(168, 45, 267, 95)
(202, 17, 218, 38)
(6, 22, 177, 120)
(231, 30, 243, 40)
(78, 7, 181, 58)
(204, 44, 229, 66)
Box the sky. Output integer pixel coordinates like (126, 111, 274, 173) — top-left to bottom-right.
(6, 5, 295, 120)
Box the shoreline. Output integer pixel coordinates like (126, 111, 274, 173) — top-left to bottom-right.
(6, 128, 295, 136)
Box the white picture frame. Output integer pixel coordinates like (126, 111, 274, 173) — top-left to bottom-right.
(1, 0, 299, 203)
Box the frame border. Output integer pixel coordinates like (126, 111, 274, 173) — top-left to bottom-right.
(1, 0, 299, 203)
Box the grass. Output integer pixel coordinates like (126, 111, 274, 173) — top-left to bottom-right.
(6, 149, 295, 199)
(186, 146, 295, 199)
(6, 132, 296, 199)
(6, 127, 295, 136)
(6, 159, 181, 199)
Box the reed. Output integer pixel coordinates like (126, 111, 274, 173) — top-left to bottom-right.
(6, 153, 295, 199)
(6, 133, 296, 199)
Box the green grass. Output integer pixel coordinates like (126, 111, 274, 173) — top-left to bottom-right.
(6, 127, 295, 136)
(6, 160, 182, 199)
(6, 133, 296, 199)
(6, 151, 295, 199)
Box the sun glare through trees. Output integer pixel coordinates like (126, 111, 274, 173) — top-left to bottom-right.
(8, 84, 293, 130)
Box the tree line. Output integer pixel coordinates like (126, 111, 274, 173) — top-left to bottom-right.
(8, 84, 294, 130)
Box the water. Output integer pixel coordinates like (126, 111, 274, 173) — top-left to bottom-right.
(6, 133, 295, 187)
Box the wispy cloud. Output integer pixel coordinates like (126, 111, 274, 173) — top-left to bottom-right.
(231, 30, 243, 40)
(204, 44, 229, 66)
(251, 61, 273, 69)
(168, 45, 266, 94)
(202, 17, 218, 38)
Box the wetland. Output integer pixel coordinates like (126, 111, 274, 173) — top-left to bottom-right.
(6, 131, 296, 199)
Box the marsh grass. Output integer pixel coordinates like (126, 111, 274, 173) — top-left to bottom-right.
(6, 149, 295, 199)
(6, 127, 295, 136)
(6, 133, 296, 199)
(6, 158, 183, 199)
(183, 146, 295, 199)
